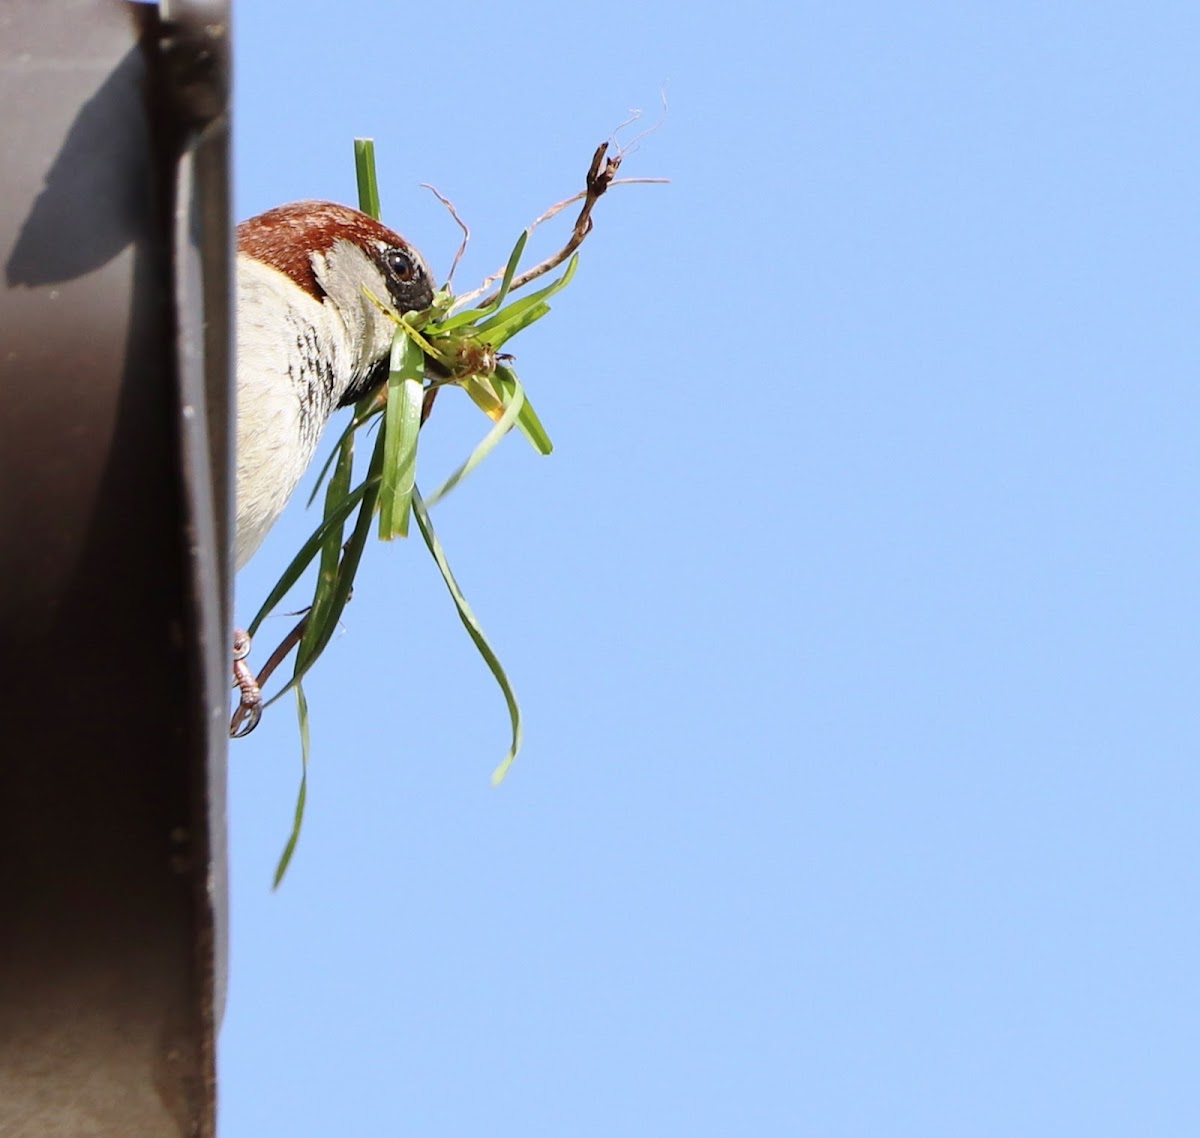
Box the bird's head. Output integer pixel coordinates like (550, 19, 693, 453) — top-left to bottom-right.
(237, 200, 436, 406)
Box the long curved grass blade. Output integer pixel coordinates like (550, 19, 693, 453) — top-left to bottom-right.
(424, 382, 525, 509)
(411, 487, 523, 785)
(247, 477, 378, 638)
(480, 302, 552, 349)
(306, 405, 382, 508)
(493, 365, 553, 454)
(267, 426, 387, 707)
(461, 374, 506, 420)
(377, 330, 424, 540)
(458, 371, 550, 454)
(301, 416, 357, 669)
(272, 682, 310, 889)
(354, 138, 382, 220)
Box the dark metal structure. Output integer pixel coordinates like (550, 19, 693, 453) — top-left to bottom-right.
(0, 2, 231, 1133)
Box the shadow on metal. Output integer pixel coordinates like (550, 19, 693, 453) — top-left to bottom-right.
(0, 2, 231, 1134)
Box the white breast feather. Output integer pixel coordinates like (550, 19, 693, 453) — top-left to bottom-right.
(234, 254, 347, 570)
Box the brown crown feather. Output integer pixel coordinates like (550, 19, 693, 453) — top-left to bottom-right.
(237, 200, 412, 300)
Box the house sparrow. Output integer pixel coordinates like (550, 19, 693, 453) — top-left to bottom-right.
(231, 201, 436, 729)
(235, 200, 436, 568)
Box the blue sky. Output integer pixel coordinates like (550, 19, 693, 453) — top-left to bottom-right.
(222, 2, 1200, 1134)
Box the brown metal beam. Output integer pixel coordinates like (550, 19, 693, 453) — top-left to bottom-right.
(0, 2, 231, 1134)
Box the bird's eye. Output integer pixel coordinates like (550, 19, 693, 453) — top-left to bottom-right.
(386, 249, 415, 281)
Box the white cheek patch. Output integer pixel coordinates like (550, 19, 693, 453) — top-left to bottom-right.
(313, 239, 395, 376)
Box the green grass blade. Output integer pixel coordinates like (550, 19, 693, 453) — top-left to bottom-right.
(268, 426, 387, 706)
(432, 306, 490, 333)
(479, 302, 552, 349)
(247, 477, 378, 638)
(377, 330, 424, 540)
(295, 417, 358, 673)
(354, 138, 382, 220)
(475, 253, 579, 339)
(442, 231, 529, 328)
(324, 434, 355, 567)
(461, 374, 505, 419)
(459, 371, 551, 455)
(491, 229, 529, 312)
(272, 682, 311, 889)
(306, 406, 381, 508)
(474, 295, 544, 335)
(424, 382, 525, 509)
(411, 487, 523, 785)
(495, 365, 553, 454)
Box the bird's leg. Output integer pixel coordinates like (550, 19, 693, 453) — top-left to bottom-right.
(230, 628, 263, 738)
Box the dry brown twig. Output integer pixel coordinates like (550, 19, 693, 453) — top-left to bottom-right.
(451, 138, 668, 309)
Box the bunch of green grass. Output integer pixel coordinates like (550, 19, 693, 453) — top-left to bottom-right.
(251, 139, 571, 885)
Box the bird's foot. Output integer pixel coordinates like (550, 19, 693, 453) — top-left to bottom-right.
(230, 628, 262, 738)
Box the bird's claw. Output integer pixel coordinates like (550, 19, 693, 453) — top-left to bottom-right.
(230, 628, 262, 738)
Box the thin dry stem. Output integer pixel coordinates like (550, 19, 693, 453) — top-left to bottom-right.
(420, 183, 470, 287)
(610, 89, 669, 158)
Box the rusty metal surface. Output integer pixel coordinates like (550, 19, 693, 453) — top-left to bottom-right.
(0, 2, 230, 1134)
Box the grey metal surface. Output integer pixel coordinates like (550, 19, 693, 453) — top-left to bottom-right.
(0, 2, 231, 1134)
